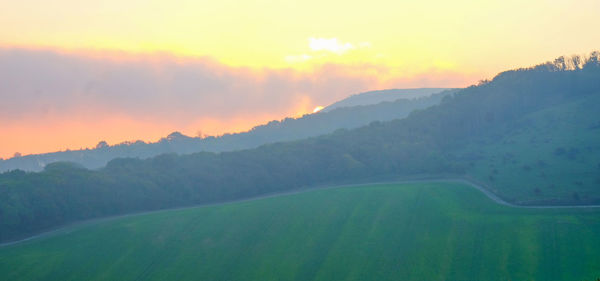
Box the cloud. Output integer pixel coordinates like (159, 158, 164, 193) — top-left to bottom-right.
(309, 38, 356, 55)
(284, 54, 312, 63)
(0, 47, 477, 158)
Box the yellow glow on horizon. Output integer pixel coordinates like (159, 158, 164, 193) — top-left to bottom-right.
(313, 106, 324, 113)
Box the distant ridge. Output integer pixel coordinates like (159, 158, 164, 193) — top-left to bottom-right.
(323, 88, 449, 112)
(0, 88, 455, 172)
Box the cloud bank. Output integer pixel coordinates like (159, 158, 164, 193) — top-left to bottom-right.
(0, 47, 477, 158)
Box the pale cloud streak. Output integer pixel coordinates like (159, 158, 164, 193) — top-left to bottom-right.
(285, 38, 372, 64)
(284, 54, 312, 63)
(309, 37, 358, 55)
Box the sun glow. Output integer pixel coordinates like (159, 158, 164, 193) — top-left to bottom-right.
(1, 0, 599, 158)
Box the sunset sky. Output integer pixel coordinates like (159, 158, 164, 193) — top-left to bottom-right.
(1, 0, 599, 159)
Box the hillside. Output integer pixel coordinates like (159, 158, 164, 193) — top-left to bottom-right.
(0, 89, 453, 172)
(322, 88, 448, 112)
(462, 92, 600, 204)
(1, 182, 599, 281)
(0, 52, 598, 242)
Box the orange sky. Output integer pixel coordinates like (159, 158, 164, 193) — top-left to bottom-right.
(1, 0, 599, 159)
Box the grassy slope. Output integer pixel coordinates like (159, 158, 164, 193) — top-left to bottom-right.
(464, 93, 600, 204)
(1, 182, 599, 281)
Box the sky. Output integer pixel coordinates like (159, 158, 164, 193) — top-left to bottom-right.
(0, 0, 599, 159)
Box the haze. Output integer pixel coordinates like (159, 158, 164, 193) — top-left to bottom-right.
(1, 0, 599, 158)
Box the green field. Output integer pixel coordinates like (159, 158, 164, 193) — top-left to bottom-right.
(1, 182, 600, 281)
(464, 93, 600, 204)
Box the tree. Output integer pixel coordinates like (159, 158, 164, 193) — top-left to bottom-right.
(95, 141, 109, 149)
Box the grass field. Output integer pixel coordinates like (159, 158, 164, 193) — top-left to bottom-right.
(464, 93, 600, 204)
(1, 182, 600, 281)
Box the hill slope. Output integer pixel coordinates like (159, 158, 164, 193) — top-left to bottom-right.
(1, 182, 599, 281)
(462, 92, 600, 204)
(0, 89, 453, 172)
(0, 52, 598, 242)
(322, 88, 448, 112)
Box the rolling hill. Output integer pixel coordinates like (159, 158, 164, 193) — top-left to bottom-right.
(1, 182, 599, 281)
(0, 52, 598, 243)
(462, 91, 600, 204)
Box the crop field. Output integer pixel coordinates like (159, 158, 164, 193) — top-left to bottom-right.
(1, 182, 599, 281)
